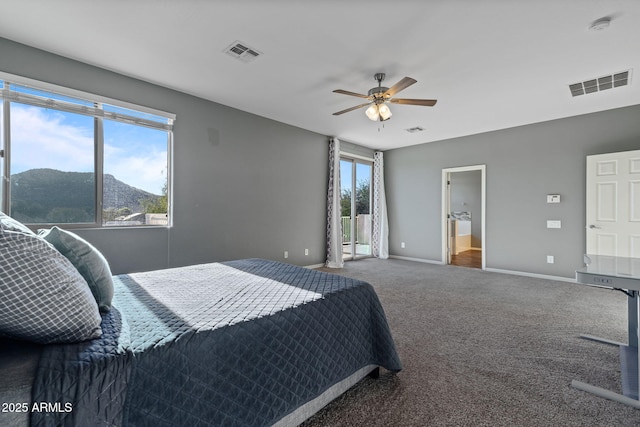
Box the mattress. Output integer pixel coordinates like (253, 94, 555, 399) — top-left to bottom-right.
(29, 259, 401, 426)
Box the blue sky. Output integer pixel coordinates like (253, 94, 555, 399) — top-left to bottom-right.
(10, 103, 167, 194)
(340, 160, 371, 192)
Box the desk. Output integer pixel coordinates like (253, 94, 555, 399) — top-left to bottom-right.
(574, 254, 640, 408)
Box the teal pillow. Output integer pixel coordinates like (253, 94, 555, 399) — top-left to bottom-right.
(38, 227, 114, 312)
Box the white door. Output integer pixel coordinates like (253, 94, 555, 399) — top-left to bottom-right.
(586, 150, 640, 257)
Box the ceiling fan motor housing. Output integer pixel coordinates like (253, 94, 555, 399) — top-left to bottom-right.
(368, 86, 389, 101)
(369, 72, 389, 103)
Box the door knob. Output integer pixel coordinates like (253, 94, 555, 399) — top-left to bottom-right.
(589, 224, 601, 229)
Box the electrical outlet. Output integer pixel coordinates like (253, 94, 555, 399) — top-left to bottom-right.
(284, 251, 288, 259)
(304, 249, 309, 256)
(547, 255, 554, 264)
(401, 242, 406, 248)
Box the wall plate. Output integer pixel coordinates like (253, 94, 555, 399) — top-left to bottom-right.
(547, 194, 561, 203)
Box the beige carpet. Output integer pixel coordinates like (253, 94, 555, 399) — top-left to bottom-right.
(300, 258, 640, 426)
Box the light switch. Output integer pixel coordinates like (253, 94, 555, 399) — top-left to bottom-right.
(547, 220, 561, 229)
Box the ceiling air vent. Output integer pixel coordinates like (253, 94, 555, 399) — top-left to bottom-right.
(569, 70, 631, 97)
(223, 40, 262, 63)
(405, 126, 425, 133)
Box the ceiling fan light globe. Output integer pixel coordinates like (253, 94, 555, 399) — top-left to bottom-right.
(365, 104, 379, 121)
(378, 104, 392, 120)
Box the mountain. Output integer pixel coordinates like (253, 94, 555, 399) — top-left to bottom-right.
(10, 168, 161, 223)
(102, 173, 160, 212)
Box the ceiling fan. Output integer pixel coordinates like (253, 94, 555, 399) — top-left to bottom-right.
(332, 73, 437, 121)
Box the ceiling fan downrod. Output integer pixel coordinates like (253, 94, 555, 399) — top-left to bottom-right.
(369, 73, 389, 101)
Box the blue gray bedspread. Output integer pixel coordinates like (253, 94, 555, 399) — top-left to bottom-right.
(31, 259, 401, 426)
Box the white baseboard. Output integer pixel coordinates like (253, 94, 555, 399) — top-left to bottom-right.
(387, 255, 576, 283)
(485, 267, 576, 283)
(389, 255, 445, 265)
(304, 263, 326, 269)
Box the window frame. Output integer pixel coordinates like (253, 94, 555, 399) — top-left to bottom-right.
(0, 72, 175, 229)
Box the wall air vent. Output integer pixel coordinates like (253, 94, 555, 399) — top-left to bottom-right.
(569, 70, 631, 97)
(405, 126, 425, 133)
(223, 41, 262, 63)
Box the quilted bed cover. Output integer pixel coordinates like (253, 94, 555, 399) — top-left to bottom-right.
(31, 259, 401, 426)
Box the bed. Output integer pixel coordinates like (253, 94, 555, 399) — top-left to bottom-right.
(0, 218, 402, 427)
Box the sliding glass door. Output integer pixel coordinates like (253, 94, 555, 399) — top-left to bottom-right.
(340, 157, 372, 260)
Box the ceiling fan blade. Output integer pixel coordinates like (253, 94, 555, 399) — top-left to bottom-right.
(333, 89, 370, 99)
(384, 77, 417, 97)
(332, 103, 371, 116)
(389, 98, 437, 106)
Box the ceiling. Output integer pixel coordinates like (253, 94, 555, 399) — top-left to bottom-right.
(1, 0, 639, 151)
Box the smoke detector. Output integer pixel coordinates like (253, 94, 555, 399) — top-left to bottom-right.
(589, 17, 611, 31)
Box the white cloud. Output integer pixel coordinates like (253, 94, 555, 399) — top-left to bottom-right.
(10, 105, 167, 194)
(11, 105, 94, 172)
(104, 147, 167, 194)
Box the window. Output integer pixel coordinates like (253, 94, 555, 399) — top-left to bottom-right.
(10, 104, 96, 224)
(0, 75, 174, 228)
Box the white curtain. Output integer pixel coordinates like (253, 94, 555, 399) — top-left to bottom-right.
(325, 138, 344, 268)
(372, 151, 389, 259)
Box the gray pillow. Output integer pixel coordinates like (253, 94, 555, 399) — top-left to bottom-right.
(38, 227, 114, 313)
(0, 229, 102, 344)
(0, 211, 34, 235)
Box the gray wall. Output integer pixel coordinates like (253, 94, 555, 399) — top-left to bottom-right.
(450, 170, 482, 248)
(386, 105, 640, 278)
(0, 38, 329, 273)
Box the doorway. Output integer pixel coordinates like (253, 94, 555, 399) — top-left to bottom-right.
(442, 165, 486, 269)
(340, 157, 373, 261)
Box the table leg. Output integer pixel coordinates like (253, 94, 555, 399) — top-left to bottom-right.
(573, 291, 640, 407)
(636, 292, 640, 402)
(621, 291, 639, 400)
(571, 380, 640, 409)
(629, 291, 638, 349)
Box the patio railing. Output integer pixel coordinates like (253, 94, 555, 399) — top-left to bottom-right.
(341, 214, 371, 245)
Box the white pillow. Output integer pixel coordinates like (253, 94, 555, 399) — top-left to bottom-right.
(0, 229, 102, 344)
(0, 210, 35, 235)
